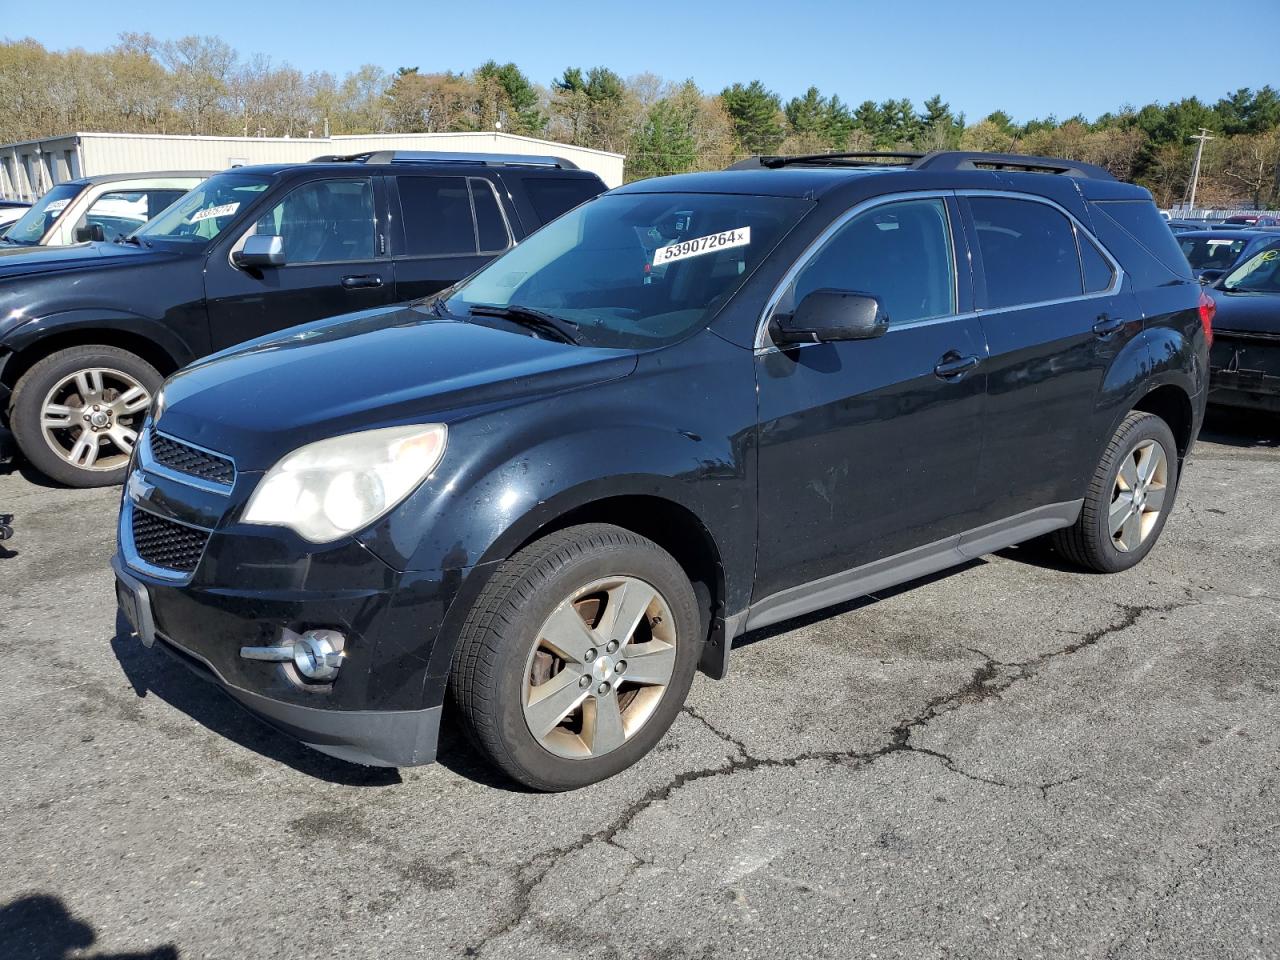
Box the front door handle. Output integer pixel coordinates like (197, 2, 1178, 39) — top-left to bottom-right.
(934, 353, 980, 380)
(1092, 314, 1126, 338)
(341, 274, 385, 290)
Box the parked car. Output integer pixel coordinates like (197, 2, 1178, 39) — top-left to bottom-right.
(111, 149, 1208, 790)
(1175, 229, 1280, 282)
(0, 172, 211, 251)
(1167, 219, 1208, 233)
(0, 152, 605, 486)
(1207, 242, 1280, 412)
(0, 199, 30, 236)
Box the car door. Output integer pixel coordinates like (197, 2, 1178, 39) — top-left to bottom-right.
(389, 174, 515, 301)
(204, 176, 395, 350)
(960, 193, 1141, 523)
(753, 194, 989, 606)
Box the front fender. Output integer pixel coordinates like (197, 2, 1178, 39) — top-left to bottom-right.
(0, 307, 197, 369)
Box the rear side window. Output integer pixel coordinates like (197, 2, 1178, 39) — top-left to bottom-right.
(397, 176, 513, 257)
(970, 197, 1082, 308)
(523, 177, 605, 225)
(1091, 201, 1194, 281)
(398, 176, 475, 256)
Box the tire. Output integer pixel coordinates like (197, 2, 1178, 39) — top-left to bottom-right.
(1051, 411, 1179, 573)
(9, 345, 161, 488)
(450, 523, 702, 791)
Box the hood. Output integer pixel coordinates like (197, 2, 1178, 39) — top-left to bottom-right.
(0, 240, 175, 280)
(156, 303, 639, 471)
(1209, 288, 1280, 336)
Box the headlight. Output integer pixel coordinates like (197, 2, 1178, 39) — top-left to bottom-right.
(242, 424, 447, 542)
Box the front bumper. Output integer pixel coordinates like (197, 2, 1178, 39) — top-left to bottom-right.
(113, 551, 449, 766)
(1210, 333, 1280, 412)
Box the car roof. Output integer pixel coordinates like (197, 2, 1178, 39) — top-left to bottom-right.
(227, 159, 602, 179)
(612, 151, 1150, 202)
(55, 171, 215, 188)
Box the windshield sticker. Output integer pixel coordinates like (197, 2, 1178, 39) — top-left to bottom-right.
(189, 202, 240, 223)
(652, 227, 750, 267)
(45, 199, 71, 212)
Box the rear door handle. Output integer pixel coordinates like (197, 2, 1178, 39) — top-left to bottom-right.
(934, 353, 980, 380)
(341, 274, 384, 290)
(1092, 314, 1125, 338)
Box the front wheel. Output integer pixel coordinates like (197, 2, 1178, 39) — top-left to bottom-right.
(9, 345, 160, 487)
(450, 523, 702, 791)
(1052, 411, 1179, 573)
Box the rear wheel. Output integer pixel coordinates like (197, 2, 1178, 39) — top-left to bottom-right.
(9, 345, 160, 487)
(450, 523, 701, 791)
(1052, 411, 1178, 573)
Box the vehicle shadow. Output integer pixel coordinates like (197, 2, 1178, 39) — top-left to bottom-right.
(109, 614, 401, 787)
(0, 892, 178, 960)
(1199, 406, 1280, 447)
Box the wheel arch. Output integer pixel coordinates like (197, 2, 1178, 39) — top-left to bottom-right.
(2, 313, 191, 397)
(424, 484, 735, 687)
(1131, 382, 1195, 462)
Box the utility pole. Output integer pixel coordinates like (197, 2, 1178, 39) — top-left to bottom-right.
(1187, 127, 1215, 212)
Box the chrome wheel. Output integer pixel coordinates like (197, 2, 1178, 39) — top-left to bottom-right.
(1109, 438, 1168, 552)
(522, 575, 677, 760)
(40, 367, 150, 472)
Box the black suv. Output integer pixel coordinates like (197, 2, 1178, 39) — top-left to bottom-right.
(112, 151, 1209, 790)
(0, 152, 605, 486)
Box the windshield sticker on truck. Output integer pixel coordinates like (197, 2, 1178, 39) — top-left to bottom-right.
(190, 202, 240, 223)
(652, 227, 750, 267)
(45, 199, 71, 212)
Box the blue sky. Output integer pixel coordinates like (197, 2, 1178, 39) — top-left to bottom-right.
(7, 0, 1274, 122)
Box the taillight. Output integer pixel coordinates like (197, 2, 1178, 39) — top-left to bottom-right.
(1198, 289, 1216, 347)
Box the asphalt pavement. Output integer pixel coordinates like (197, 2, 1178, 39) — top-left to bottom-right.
(1, 409, 1278, 960)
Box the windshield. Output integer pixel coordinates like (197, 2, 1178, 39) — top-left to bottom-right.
(1221, 245, 1280, 293)
(134, 173, 271, 245)
(2, 183, 82, 245)
(446, 192, 812, 349)
(1179, 236, 1246, 271)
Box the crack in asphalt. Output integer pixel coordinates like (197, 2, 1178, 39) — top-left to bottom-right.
(467, 595, 1201, 956)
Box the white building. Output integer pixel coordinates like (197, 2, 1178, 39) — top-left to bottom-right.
(0, 131, 626, 200)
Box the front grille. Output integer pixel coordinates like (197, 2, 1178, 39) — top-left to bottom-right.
(130, 509, 210, 574)
(150, 433, 235, 486)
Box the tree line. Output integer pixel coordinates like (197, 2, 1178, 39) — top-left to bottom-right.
(1, 35, 1278, 207)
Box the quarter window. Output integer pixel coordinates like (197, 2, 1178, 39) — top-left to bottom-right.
(785, 197, 956, 326)
(1079, 234, 1115, 293)
(250, 179, 376, 264)
(970, 197, 1083, 309)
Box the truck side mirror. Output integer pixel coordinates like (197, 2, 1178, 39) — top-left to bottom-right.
(234, 234, 286, 268)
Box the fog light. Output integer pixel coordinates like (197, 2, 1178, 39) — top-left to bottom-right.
(293, 629, 345, 681)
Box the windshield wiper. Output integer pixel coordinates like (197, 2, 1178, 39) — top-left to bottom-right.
(467, 303, 580, 344)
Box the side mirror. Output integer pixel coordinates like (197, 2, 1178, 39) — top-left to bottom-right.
(75, 223, 105, 243)
(234, 234, 286, 268)
(770, 289, 888, 345)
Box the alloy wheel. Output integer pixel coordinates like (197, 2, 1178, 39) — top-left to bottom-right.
(39, 367, 151, 472)
(522, 575, 677, 760)
(1109, 438, 1168, 552)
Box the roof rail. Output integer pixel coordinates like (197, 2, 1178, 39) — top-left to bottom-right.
(311, 150, 579, 170)
(728, 151, 922, 170)
(913, 151, 1116, 181)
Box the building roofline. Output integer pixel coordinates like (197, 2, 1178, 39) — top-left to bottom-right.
(0, 130, 624, 161)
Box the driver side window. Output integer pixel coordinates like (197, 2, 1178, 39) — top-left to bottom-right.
(250, 179, 376, 264)
(786, 197, 956, 326)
